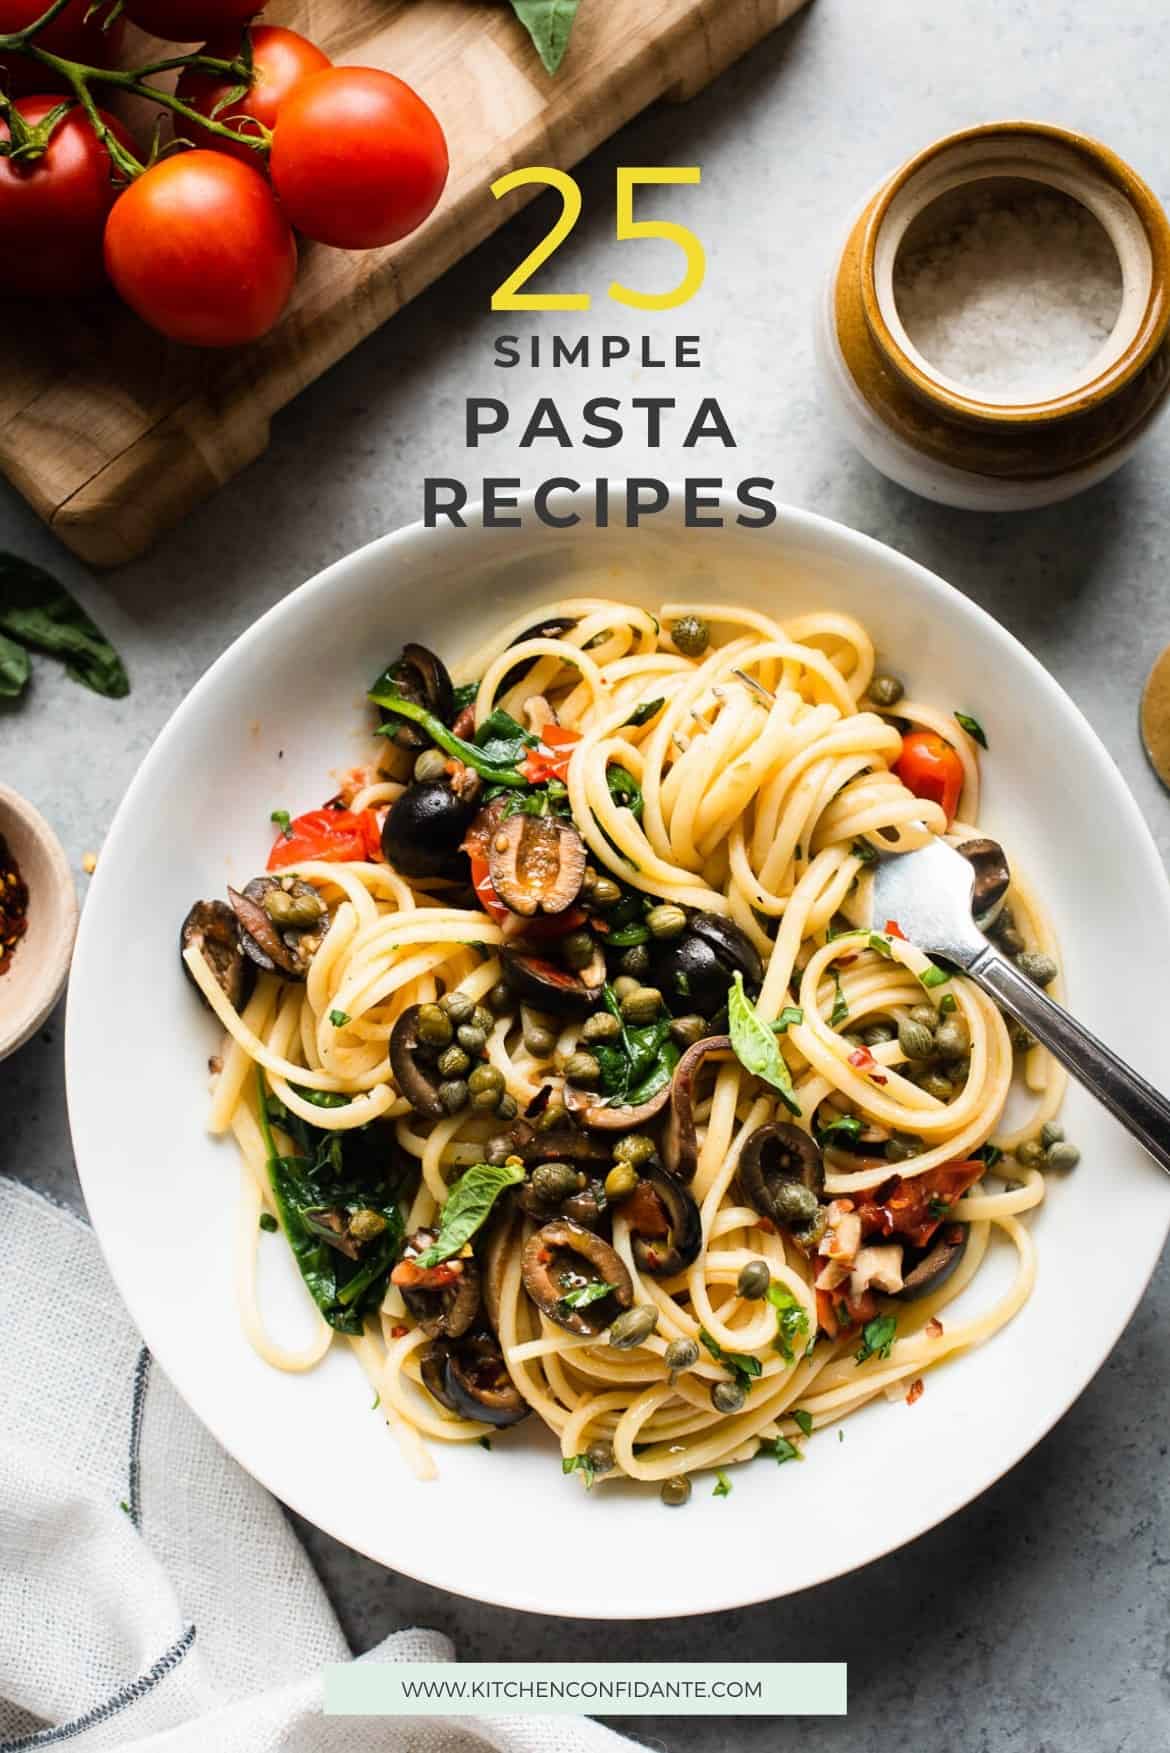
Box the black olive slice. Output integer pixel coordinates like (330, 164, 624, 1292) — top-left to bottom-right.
(180, 899, 255, 1010)
(520, 1218, 633, 1335)
(487, 815, 586, 916)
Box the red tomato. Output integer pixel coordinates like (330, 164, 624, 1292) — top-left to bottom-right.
(854, 1160, 984, 1251)
(894, 729, 964, 825)
(122, 0, 259, 41)
(521, 724, 581, 785)
(267, 808, 381, 871)
(469, 853, 511, 925)
(0, 0, 125, 95)
(104, 151, 296, 346)
(269, 67, 448, 249)
(0, 98, 136, 297)
(176, 26, 330, 163)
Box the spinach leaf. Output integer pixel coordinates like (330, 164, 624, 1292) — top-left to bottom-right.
(257, 1070, 405, 1334)
(728, 972, 801, 1117)
(369, 684, 528, 787)
(509, 0, 581, 73)
(594, 984, 678, 1107)
(413, 1160, 526, 1267)
(453, 680, 480, 711)
(606, 763, 643, 820)
(0, 554, 129, 698)
(623, 697, 665, 728)
(0, 632, 29, 699)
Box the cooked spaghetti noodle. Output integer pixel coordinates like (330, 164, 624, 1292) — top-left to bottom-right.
(182, 597, 1068, 1498)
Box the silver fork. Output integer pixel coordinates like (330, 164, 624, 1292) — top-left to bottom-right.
(871, 837, 1170, 1177)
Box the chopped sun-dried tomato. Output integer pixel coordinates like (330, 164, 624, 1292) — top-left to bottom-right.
(390, 1257, 462, 1291)
(521, 723, 582, 785)
(853, 1159, 984, 1250)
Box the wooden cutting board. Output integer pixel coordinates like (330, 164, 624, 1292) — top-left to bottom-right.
(2, 0, 810, 568)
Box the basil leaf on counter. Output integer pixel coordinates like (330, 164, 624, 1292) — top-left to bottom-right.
(0, 553, 128, 698)
(728, 971, 801, 1117)
(414, 1160, 525, 1266)
(509, 0, 581, 73)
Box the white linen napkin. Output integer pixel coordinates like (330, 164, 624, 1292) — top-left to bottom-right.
(0, 1176, 633, 1753)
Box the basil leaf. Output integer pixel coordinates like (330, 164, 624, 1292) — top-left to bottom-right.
(713, 1469, 732, 1498)
(414, 1160, 525, 1266)
(562, 1452, 597, 1488)
(0, 553, 128, 697)
(867, 932, 893, 959)
(370, 684, 528, 786)
(855, 1313, 898, 1365)
(817, 1112, 862, 1145)
(699, 1326, 762, 1392)
(919, 962, 951, 989)
(623, 697, 665, 728)
(560, 1280, 616, 1311)
(270, 808, 292, 837)
(606, 763, 643, 820)
(792, 1409, 814, 1438)
(766, 1281, 809, 1362)
(851, 838, 878, 864)
(728, 971, 801, 1117)
(475, 706, 537, 765)
(829, 971, 849, 1029)
(955, 710, 988, 749)
(291, 1086, 351, 1109)
(0, 631, 29, 698)
(453, 680, 480, 711)
(509, 0, 581, 73)
(607, 921, 650, 947)
(764, 1436, 800, 1465)
(773, 1006, 804, 1032)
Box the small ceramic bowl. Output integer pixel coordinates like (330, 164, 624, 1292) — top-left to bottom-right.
(816, 121, 1170, 508)
(0, 783, 78, 1062)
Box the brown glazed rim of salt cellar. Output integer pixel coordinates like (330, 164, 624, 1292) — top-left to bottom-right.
(835, 121, 1170, 480)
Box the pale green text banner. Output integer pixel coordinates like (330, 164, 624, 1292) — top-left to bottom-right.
(325, 1661, 847, 1717)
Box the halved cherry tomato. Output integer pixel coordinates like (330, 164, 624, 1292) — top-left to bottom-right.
(854, 1159, 984, 1251)
(470, 853, 587, 938)
(894, 730, 964, 825)
(470, 853, 511, 925)
(267, 807, 381, 871)
(521, 724, 581, 785)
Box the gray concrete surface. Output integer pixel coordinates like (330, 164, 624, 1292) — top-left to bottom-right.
(3, 1, 1170, 1747)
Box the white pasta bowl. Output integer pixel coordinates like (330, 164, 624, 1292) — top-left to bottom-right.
(66, 494, 1170, 1618)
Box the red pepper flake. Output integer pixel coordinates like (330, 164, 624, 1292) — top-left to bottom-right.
(0, 834, 29, 978)
(905, 1377, 925, 1406)
(884, 919, 906, 940)
(847, 1044, 888, 1085)
(390, 1324, 408, 1339)
(926, 1317, 944, 1339)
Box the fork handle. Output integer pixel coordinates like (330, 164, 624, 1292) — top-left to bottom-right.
(967, 946, 1170, 1178)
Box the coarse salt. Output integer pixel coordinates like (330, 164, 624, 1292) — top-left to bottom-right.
(893, 187, 1122, 400)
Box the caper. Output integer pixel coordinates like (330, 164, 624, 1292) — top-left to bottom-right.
(1041, 1121, 1064, 1147)
(486, 982, 513, 1015)
(438, 1079, 469, 1113)
(949, 1056, 971, 1087)
(561, 930, 597, 971)
(661, 1475, 692, 1507)
(669, 1014, 708, 1049)
(935, 1017, 970, 1061)
(868, 672, 904, 707)
(614, 1133, 655, 1166)
(605, 1162, 640, 1200)
(1015, 1138, 1044, 1168)
(618, 944, 651, 977)
(1046, 1141, 1080, 1170)
(413, 747, 448, 783)
(646, 904, 687, 941)
(581, 1011, 621, 1045)
(609, 1305, 658, 1350)
(620, 986, 662, 1026)
(532, 1161, 584, 1202)
(468, 1063, 504, 1096)
(612, 975, 641, 1001)
(1008, 1019, 1035, 1053)
(536, 1098, 567, 1132)
(737, 1259, 771, 1300)
(417, 1003, 453, 1047)
(439, 990, 476, 1026)
(471, 1005, 495, 1034)
(921, 1071, 954, 1101)
(580, 867, 598, 894)
(437, 1045, 471, 1079)
(1017, 950, 1058, 987)
(564, 1050, 601, 1089)
(910, 1003, 938, 1029)
(586, 1439, 614, 1474)
(348, 1208, 386, 1242)
(496, 1093, 519, 1121)
(523, 1021, 557, 1058)
(664, 1337, 699, 1374)
(591, 875, 623, 907)
(671, 614, 710, 658)
(457, 1022, 488, 1056)
(863, 1022, 896, 1046)
(770, 1181, 819, 1226)
(997, 924, 1025, 956)
(262, 887, 325, 929)
(898, 1018, 935, 1061)
(711, 1380, 746, 1414)
(885, 1132, 921, 1164)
